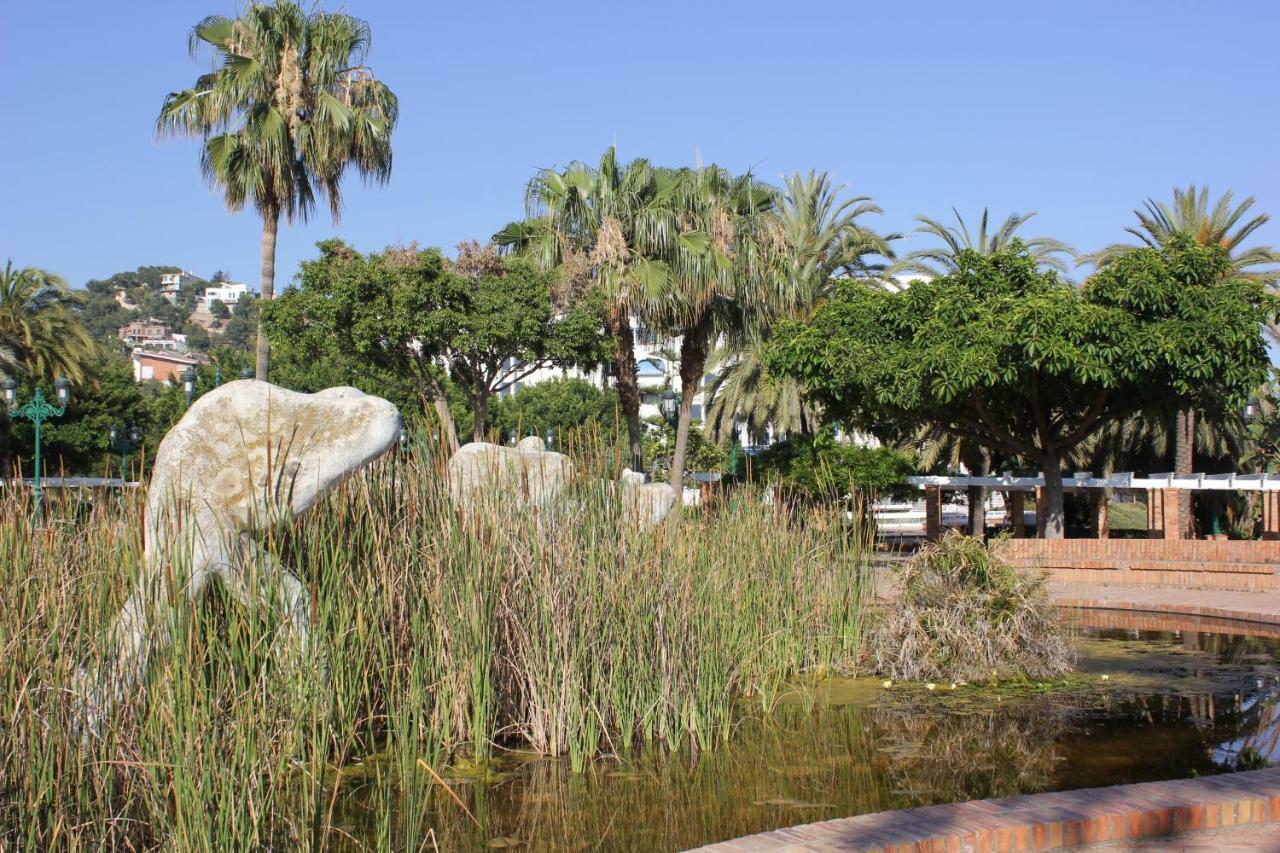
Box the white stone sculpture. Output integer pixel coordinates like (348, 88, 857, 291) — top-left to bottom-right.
(79, 381, 400, 730)
(445, 438, 675, 525)
(446, 436, 576, 510)
(616, 468, 677, 526)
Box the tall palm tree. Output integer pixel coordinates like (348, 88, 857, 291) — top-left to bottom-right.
(704, 172, 896, 450)
(496, 148, 680, 468)
(893, 208, 1074, 277)
(1082, 186, 1279, 278)
(158, 1, 398, 379)
(0, 261, 94, 385)
(1081, 186, 1279, 536)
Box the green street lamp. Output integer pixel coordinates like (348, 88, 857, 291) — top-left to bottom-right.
(109, 423, 143, 482)
(5, 375, 71, 525)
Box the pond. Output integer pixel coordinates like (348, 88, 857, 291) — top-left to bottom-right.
(332, 609, 1280, 851)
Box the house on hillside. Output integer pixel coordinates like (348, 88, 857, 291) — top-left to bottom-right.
(197, 280, 251, 312)
(159, 271, 199, 304)
(119, 319, 174, 348)
(130, 349, 207, 383)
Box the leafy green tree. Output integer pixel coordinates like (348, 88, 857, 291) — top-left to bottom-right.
(769, 238, 1276, 538)
(220, 295, 259, 351)
(1080, 185, 1280, 534)
(158, 1, 398, 380)
(181, 323, 212, 353)
(209, 298, 231, 319)
(446, 243, 607, 440)
(5, 353, 151, 477)
(893, 209, 1074, 277)
(641, 416, 724, 486)
(488, 377, 620, 444)
(756, 427, 916, 504)
(0, 261, 95, 384)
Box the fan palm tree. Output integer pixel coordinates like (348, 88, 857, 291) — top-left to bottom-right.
(0, 261, 94, 385)
(1080, 186, 1279, 535)
(158, 1, 398, 380)
(704, 172, 896, 450)
(495, 148, 681, 468)
(893, 208, 1074, 277)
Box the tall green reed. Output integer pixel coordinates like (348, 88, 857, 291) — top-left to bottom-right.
(2, 435, 868, 848)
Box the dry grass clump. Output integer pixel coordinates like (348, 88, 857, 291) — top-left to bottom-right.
(868, 532, 1075, 682)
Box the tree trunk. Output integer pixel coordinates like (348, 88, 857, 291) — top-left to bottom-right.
(1040, 457, 1066, 539)
(607, 305, 643, 470)
(965, 447, 990, 540)
(472, 380, 489, 443)
(255, 208, 280, 381)
(1174, 408, 1195, 538)
(432, 396, 460, 455)
(670, 328, 708, 508)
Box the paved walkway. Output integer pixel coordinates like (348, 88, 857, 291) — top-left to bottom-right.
(1049, 581, 1280, 627)
(699, 583, 1280, 852)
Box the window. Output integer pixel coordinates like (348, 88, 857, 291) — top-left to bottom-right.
(637, 358, 665, 377)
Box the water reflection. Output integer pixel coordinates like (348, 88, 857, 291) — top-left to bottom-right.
(332, 613, 1280, 851)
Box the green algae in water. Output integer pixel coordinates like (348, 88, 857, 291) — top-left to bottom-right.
(325, 614, 1280, 851)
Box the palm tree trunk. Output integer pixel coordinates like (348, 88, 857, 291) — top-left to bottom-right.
(607, 305, 643, 470)
(255, 208, 280, 381)
(1175, 408, 1195, 537)
(670, 328, 708, 508)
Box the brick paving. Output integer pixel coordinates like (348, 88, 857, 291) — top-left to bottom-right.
(695, 583, 1280, 852)
(692, 767, 1280, 852)
(1072, 821, 1280, 851)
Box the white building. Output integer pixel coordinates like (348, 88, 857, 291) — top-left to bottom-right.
(198, 281, 250, 312)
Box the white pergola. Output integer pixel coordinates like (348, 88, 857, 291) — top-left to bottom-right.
(905, 472, 1280, 540)
(907, 472, 1280, 492)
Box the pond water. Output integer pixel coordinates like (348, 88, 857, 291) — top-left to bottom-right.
(334, 610, 1280, 851)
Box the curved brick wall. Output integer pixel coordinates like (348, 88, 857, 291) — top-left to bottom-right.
(995, 539, 1280, 592)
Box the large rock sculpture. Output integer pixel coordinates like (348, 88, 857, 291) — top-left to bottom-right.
(446, 437, 676, 524)
(446, 436, 575, 510)
(616, 470, 677, 526)
(80, 381, 401, 730)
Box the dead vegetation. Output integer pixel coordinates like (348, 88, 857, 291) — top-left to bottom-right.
(868, 532, 1076, 682)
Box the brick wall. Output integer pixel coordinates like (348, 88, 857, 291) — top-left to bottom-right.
(995, 538, 1280, 592)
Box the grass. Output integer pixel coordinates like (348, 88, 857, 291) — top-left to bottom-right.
(867, 531, 1076, 682)
(1107, 498, 1149, 531)
(1, 436, 869, 850)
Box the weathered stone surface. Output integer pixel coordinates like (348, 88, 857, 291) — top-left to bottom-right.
(82, 381, 400, 729)
(447, 438, 575, 509)
(617, 468, 677, 526)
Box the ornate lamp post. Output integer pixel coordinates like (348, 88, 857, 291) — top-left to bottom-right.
(181, 366, 197, 406)
(109, 423, 143, 481)
(4, 375, 71, 524)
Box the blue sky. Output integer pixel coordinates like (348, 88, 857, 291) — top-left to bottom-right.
(2, 0, 1278, 290)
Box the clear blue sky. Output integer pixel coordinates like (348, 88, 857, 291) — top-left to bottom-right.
(2, 0, 1278, 290)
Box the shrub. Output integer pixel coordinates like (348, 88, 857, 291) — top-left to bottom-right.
(868, 531, 1075, 682)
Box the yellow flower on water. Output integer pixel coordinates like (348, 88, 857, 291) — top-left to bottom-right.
(1100, 674, 1110, 681)
(881, 680, 893, 688)
(925, 683, 937, 691)
(949, 682, 958, 690)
